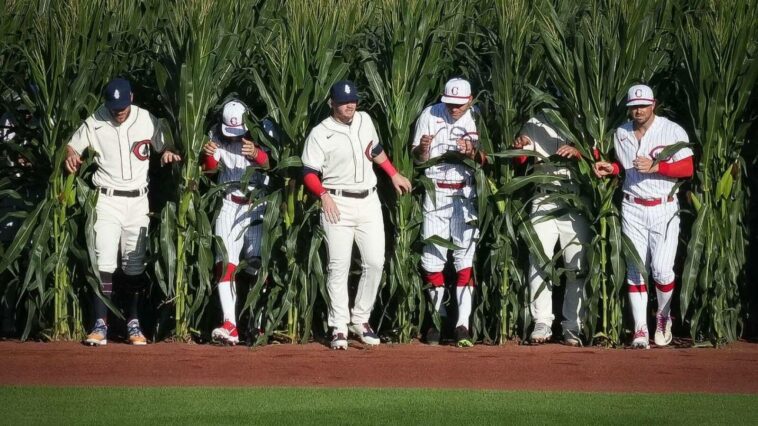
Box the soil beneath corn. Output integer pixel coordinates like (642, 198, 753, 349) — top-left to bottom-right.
(1, 339, 757, 393)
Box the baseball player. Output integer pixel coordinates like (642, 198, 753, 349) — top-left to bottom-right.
(65, 78, 181, 346)
(594, 84, 694, 349)
(301, 80, 411, 350)
(513, 114, 591, 346)
(412, 78, 487, 347)
(201, 100, 270, 345)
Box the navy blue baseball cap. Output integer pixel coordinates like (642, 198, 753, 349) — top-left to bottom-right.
(330, 80, 358, 103)
(103, 78, 132, 110)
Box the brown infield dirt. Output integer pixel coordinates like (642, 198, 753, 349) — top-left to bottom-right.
(2, 340, 758, 393)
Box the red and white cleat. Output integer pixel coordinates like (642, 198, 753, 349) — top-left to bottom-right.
(212, 320, 239, 345)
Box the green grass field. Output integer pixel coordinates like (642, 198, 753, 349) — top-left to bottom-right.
(1, 387, 756, 425)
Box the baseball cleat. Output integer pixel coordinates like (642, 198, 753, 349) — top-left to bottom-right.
(212, 320, 239, 345)
(424, 326, 440, 345)
(84, 319, 108, 346)
(654, 314, 673, 347)
(562, 328, 582, 347)
(127, 319, 147, 346)
(348, 322, 380, 346)
(530, 322, 552, 344)
(631, 328, 650, 349)
(330, 331, 348, 350)
(454, 325, 473, 348)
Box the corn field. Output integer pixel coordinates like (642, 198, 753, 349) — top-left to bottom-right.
(0, 0, 756, 347)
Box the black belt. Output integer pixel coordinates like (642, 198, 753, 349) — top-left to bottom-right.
(99, 187, 147, 197)
(327, 187, 376, 199)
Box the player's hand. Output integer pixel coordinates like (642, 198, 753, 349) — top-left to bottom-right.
(419, 134, 433, 153)
(633, 156, 658, 174)
(161, 150, 182, 166)
(512, 134, 532, 149)
(556, 145, 581, 159)
(456, 138, 475, 158)
(320, 193, 340, 224)
(391, 173, 412, 195)
(593, 161, 614, 178)
(241, 137, 258, 159)
(64, 146, 82, 174)
(202, 141, 217, 157)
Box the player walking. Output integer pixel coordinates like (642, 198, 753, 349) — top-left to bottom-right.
(301, 80, 411, 350)
(412, 78, 487, 347)
(201, 100, 271, 345)
(65, 78, 181, 346)
(594, 84, 694, 349)
(513, 114, 590, 346)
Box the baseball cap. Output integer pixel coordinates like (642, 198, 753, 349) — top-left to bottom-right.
(221, 100, 247, 137)
(103, 78, 132, 110)
(440, 78, 472, 105)
(626, 84, 655, 107)
(330, 80, 359, 103)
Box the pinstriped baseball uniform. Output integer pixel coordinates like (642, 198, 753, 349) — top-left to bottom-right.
(613, 116, 693, 286)
(521, 116, 590, 332)
(302, 111, 384, 332)
(209, 128, 268, 273)
(412, 103, 479, 272)
(68, 105, 166, 274)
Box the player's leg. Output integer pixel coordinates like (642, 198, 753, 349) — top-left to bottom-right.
(350, 193, 384, 346)
(558, 211, 591, 346)
(420, 187, 452, 344)
(242, 202, 266, 339)
(621, 201, 651, 348)
(212, 201, 244, 344)
(649, 202, 680, 347)
(322, 196, 355, 349)
(120, 195, 151, 345)
(86, 194, 123, 346)
(451, 186, 478, 347)
(527, 211, 560, 344)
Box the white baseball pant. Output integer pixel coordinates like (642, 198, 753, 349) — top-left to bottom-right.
(528, 200, 590, 332)
(214, 198, 266, 274)
(94, 192, 149, 275)
(621, 198, 680, 286)
(421, 184, 478, 272)
(322, 191, 385, 332)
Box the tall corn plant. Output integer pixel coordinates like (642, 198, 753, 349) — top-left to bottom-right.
(0, 0, 131, 340)
(359, 0, 465, 342)
(536, 0, 671, 345)
(675, 0, 758, 345)
(246, 0, 369, 342)
(151, 0, 251, 341)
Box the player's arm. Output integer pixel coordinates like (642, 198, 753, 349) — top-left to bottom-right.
(370, 144, 411, 195)
(150, 115, 181, 165)
(201, 140, 219, 174)
(411, 113, 432, 163)
(64, 123, 90, 174)
(302, 132, 339, 223)
(593, 135, 621, 178)
(456, 132, 487, 166)
(241, 136, 270, 169)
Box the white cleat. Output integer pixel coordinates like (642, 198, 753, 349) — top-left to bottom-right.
(330, 331, 348, 350)
(654, 314, 673, 347)
(348, 323, 380, 346)
(631, 328, 650, 349)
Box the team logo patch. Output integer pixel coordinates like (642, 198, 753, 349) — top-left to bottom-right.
(649, 145, 672, 162)
(230, 117, 239, 126)
(451, 87, 459, 95)
(344, 84, 351, 94)
(634, 89, 643, 97)
(114, 89, 120, 99)
(364, 141, 373, 160)
(131, 139, 151, 161)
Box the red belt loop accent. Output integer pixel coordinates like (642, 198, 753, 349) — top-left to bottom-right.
(436, 181, 466, 190)
(624, 194, 674, 207)
(228, 194, 249, 205)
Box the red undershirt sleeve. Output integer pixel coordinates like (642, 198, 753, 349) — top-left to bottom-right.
(657, 156, 694, 178)
(303, 171, 326, 197)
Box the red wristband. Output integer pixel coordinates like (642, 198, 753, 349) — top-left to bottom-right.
(202, 153, 219, 171)
(514, 155, 528, 166)
(378, 159, 398, 177)
(250, 147, 268, 166)
(611, 162, 620, 176)
(303, 172, 327, 197)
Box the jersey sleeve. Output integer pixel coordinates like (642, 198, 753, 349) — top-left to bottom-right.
(67, 122, 92, 155)
(149, 113, 167, 153)
(301, 130, 325, 171)
(670, 124, 693, 161)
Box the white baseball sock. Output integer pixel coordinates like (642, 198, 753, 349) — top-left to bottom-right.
(455, 286, 473, 328)
(629, 284, 648, 332)
(427, 287, 447, 317)
(655, 281, 674, 317)
(218, 281, 237, 326)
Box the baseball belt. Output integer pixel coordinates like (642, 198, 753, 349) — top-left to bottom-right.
(624, 194, 674, 207)
(99, 187, 148, 197)
(327, 187, 376, 199)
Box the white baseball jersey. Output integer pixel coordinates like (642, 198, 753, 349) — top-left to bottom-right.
(208, 128, 268, 197)
(68, 105, 166, 191)
(519, 115, 579, 194)
(613, 116, 692, 198)
(412, 103, 478, 182)
(301, 111, 379, 191)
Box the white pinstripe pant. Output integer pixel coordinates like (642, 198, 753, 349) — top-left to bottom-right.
(528, 200, 590, 331)
(322, 191, 385, 331)
(214, 198, 266, 274)
(621, 198, 680, 286)
(421, 184, 478, 272)
(94, 192, 149, 275)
